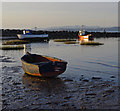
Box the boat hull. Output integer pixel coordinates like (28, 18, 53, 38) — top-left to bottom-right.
(17, 34, 49, 40)
(78, 34, 94, 42)
(21, 54, 67, 77)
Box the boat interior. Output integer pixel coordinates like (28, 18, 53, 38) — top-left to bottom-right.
(22, 52, 62, 64)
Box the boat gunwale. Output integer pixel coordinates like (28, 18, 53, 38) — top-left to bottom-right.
(42, 55, 67, 63)
(21, 54, 67, 66)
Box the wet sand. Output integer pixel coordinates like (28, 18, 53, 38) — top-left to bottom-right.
(1, 55, 120, 110)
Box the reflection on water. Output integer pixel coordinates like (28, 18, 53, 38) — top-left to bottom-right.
(23, 44, 31, 54)
(23, 41, 49, 54)
(22, 74, 66, 94)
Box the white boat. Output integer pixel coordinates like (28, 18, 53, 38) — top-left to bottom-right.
(78, 25, 94, 42)
(17, 30, 49, 40)
(78, 30, 94, 42)
(17, 34, 49, 39)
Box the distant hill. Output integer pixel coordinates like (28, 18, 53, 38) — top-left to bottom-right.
(41, 25, 119, 32)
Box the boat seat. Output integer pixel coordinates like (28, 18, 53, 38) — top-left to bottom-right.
(24, 54, 50, 63)
(33, 61, 52, 66)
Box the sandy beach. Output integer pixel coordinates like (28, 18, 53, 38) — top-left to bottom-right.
(1, 55, 120, 110)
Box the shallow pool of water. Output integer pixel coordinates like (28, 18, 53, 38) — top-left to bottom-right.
(1, 38, 118, 81)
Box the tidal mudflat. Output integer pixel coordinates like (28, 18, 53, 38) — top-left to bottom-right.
(1, 38, 120, 110)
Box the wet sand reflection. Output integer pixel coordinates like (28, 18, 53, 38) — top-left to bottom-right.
(22, 74, 66, 94)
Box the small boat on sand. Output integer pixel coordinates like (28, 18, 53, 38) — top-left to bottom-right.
(21, 52, 67, 77)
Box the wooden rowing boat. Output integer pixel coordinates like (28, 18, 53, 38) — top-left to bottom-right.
(21, 52, 67, 77)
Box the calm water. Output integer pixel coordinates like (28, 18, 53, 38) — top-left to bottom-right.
(1, 37, 119, 109)
(1, 38, 118, 82)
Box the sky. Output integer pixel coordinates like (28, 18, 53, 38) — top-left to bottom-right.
(1, 0, 120, 2)
(2, 2, 118, 29)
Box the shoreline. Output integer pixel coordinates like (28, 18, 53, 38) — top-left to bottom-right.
(1, 29, 120, 40)
(1, 52, 120, 110)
